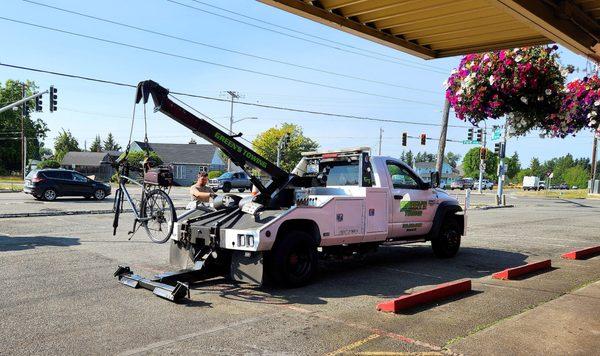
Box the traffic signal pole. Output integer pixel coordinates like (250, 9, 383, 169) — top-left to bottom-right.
(496, 121, 508, 205)
(0, 90, 47, 114)
(478, 123, 487, 194)
(435, 99, 450, 177)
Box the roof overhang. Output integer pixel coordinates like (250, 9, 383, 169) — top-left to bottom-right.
(258, 0, 600, 61)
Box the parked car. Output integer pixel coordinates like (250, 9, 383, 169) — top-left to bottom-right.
(538, 181, 546, 190)
(473, 179, 494, 190)
(450, 178, 474, 190)
(208, 171, 252, 192)
(559, 183, 569, 190)
(23, 169, 111, 201)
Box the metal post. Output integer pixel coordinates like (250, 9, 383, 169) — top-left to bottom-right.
(0, 91, 47, 114)
(23, 137, 27, 179)
(436, 99, 450, 177)
(378, 127, 383, 155)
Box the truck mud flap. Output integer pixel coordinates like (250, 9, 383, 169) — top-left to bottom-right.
(114, 265, 189, 302)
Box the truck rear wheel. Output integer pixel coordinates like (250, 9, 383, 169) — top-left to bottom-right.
(222, 182, 231, 193)
(268, 230, 318, 287)
(432, 217, 461, 258)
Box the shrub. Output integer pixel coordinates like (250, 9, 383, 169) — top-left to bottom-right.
(37, 160, 61, 169)
(208, 170, 224, 179)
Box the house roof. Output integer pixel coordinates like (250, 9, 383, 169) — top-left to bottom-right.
(134, 141, 217, 165)
(61, 152, 111, 167)
(259, 0, 600, 61)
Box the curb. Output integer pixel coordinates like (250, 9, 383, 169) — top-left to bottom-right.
(376, 279, 472, 313)
(0, 207, 186, 219)
(561, 245, 600, 260)
(492, 260, 552, 280)
(473, 204, 515, 210)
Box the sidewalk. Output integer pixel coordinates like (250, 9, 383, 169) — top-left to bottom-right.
(451, 280, 600, 355)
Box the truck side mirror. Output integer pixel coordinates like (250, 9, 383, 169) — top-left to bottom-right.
(430, 171, 440, 188)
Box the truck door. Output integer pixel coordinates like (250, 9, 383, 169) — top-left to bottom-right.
(385, 161, 436, 237)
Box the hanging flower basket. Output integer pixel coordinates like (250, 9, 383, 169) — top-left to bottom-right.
(445, 46, 569, 135)
(546, 75, 600, 138)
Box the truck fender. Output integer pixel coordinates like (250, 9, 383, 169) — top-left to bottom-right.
(273, 219, 321, 248)
(427, 202, 464, 241)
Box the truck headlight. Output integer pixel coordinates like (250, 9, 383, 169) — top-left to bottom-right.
(246, 235, 254, 247)
(237, 234, 245, 246)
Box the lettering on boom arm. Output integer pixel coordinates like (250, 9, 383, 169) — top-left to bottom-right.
(214, 132, 269, 170)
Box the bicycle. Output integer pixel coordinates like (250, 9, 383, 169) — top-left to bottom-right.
(111, 159, 176, 244)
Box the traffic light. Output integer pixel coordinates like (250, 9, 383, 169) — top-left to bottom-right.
(49, 86, 58, 112)
(467, 128, 474, 141)
(420, 133, 426, 145)
(401, 132, 407, 146)
(476, 128, 483, 142)
(480, 147, 487, 160)
(494, 142, 505, 158)
(35, 95, 43, 112)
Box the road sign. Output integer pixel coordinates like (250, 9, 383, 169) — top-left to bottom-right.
(492, 128, 502, 140)
(462, 140, 480, 144)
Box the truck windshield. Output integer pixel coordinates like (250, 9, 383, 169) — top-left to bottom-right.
(325, 163, 359, 186)
(218, 172, 233, 179)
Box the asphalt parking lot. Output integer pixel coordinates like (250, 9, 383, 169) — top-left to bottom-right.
(1, 194, 599, 355)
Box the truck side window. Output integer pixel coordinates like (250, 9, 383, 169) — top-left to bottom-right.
(386, 162, 419, 189)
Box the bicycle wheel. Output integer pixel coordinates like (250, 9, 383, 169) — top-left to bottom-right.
(141, 189, 176, 243)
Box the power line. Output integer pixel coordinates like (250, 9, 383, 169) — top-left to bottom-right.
(22, 0, 440, 95)
(0, 16, 436, 105)
(184, 0, 447, 71)
(166, 0, 448, 75)
(0, 62, 467, 128)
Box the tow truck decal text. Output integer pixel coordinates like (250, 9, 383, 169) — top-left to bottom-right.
(400, 200, 427, 216)
(214, 132, 269, 169)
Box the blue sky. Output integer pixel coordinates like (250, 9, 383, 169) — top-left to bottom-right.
(0, 0, 597, 167)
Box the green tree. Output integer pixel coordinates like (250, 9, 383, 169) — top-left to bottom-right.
(400, 150, 414, 166)
(445, 152, 461, 167)
(89, 135, 102, 152)
(415, 152, 436, 163)
(505, 152, 521, 180)
(54, 129, 81, 162)
(529, 157, 543, 177)
(462, 147, 498, 179)
(0, 80, 49, 173)
(119, 150, 162, 167)
(252, 123, 318, 172)
(102, 132, 121, 151)
(563, 166, 590, 188)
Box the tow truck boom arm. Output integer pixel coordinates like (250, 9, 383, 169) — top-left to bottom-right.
(135, 80, 290, 196)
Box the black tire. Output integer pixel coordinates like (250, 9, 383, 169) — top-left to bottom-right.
(432, 217, 461, 258)
(238, 188, 245, 192)
(141, 189, 176, 243)
(222, 182, 231, 193)
(43, 188, 57, 201)
(93, 189, 106, 200)
(267, 230, 318, 288)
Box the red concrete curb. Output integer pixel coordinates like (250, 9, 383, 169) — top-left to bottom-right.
(561, 245, 600, 260)
(376, 279, 471, 313)
(492, 260, 552, 280)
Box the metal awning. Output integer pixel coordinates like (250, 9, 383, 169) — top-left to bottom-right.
(258, 0, 600, 61)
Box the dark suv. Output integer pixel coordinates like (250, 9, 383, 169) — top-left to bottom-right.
(23, 169, 111, 201)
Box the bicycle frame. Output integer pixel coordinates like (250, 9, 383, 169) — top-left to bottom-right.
(115, 175, 152, 223)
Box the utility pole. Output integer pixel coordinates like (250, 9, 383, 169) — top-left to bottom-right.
(592, 135, 598, 192)
(21, 83, 26, 180)
(436, 99, 450, 176)
(224, 90, 240, 171)
(378, 127, 383, 155)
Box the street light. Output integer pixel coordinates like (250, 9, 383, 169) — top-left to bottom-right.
(227, 117, 258, 171)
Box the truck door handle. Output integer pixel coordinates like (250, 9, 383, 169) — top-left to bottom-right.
(394, 195, 403, 200)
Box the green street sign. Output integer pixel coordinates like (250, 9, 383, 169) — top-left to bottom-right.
(492, 128, 502, 141)
(462, 140, 480, 145)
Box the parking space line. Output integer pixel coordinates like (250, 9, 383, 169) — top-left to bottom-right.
(117, 314, 275, 356)
(326, 334, 381, 356)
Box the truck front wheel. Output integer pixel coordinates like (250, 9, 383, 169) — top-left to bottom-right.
(431, 217, 461, 258)
(268, 230, 318, 287)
